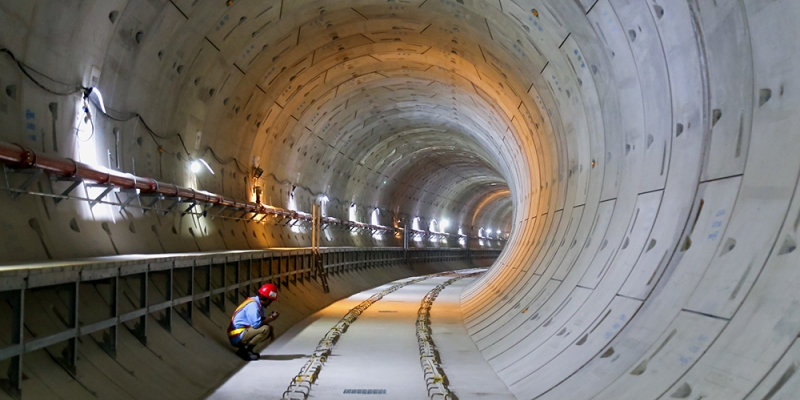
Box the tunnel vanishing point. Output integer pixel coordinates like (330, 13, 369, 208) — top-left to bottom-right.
(0, 0, 798, 399)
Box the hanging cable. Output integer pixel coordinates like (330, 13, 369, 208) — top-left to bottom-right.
(0, 48, 86, 96)
(1, 47, 249, 174)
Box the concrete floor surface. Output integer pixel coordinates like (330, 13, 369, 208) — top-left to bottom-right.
(209, 274, 514, 400)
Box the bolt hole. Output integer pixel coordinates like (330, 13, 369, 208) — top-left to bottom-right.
(680, 236, 692, 252)
(576, 333, 588, 345)
(631, 359, 648, 375)
(670, 382, 692, 398)
(712, 109, 722, 126)
(109, 11, 119, 23)
(5, 85, 17, 100)
(654, 5, 665, 19)
(720, 238, 736, 256)
(600, 347, 615, 358)
(778, 235, 797, 255)
(135, 31, 144, 44)
(69, 218, 81, 233)
(759, 88, 772, 107)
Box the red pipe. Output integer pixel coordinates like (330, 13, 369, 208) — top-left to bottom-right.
(0, 141, 405, 233)
(0, 141, 267, 214)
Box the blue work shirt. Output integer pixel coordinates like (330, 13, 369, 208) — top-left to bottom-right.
(229, 296, 264, 345)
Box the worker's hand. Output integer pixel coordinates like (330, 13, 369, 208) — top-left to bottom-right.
(267, 311, 280, 322)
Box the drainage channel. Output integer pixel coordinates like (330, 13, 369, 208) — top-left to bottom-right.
(416, 270, 486, 400)
(280, 271, 459, 400)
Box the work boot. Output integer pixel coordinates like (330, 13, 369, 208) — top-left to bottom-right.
(236, 346, 258, 361)
(246, 345, 260, 360)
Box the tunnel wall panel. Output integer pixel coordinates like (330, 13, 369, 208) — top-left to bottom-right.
(2, 0, 800, 398)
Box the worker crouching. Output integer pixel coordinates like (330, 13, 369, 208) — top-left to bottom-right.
(227, 283, 280, 361)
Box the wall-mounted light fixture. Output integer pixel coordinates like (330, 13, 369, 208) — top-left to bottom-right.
(190, 158, 214, 174)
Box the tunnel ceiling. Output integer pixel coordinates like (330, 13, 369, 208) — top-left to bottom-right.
(102, 0, 561, 234)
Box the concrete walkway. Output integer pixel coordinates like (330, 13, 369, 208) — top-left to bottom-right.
(209, 273, 515, 400)
(431, 278, 517, 400)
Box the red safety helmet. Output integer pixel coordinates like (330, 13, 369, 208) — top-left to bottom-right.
(258, 283, 279, 302)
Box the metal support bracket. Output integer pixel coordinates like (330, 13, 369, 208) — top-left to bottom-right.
(85, 184, 117, 208)
(3, 166, 44, 200)
(181, 201, 197, 216)
(201, 202, 214, 217)
(163, 197, 182, 215)
(141, 194, 164, 214)
(116, 189, 141, 213)
(52, 177, 83, 205)
(211, 205, 228, 219)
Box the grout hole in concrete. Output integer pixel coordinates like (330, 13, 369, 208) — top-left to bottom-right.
(759, 88, 772, 107)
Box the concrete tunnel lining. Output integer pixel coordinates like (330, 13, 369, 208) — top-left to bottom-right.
(1, 0, 800, 399)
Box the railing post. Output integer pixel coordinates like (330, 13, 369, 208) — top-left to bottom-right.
(62, 280, 78, 375)
(105, 274, 118, 358)
(0, 289, 23, 398)
(403, 224, 409, 264)
(135, 269, 148, 344)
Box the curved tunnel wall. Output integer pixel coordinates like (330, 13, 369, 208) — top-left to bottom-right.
(459, 1, 800, 399)
(1, 0, 799, 399)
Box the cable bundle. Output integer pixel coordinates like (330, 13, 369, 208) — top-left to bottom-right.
(281, 272, 455, 400)
(416, 271, 484, 400)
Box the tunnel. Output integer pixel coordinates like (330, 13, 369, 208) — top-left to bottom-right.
(0, 0, 799, 399)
